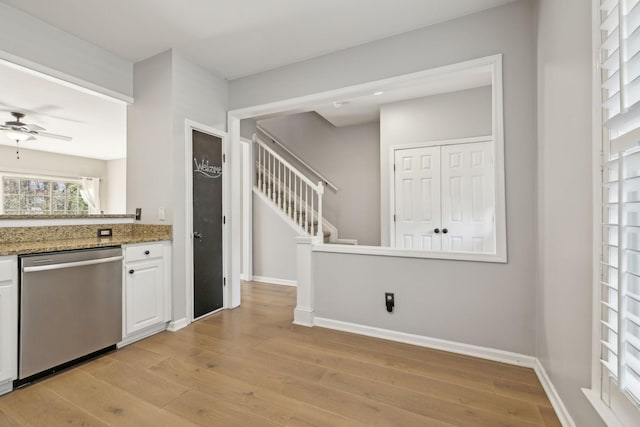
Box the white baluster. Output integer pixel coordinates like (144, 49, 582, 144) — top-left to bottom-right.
(294, 176, 298, 228)
(278, 160, 282, 208)
(311, 187, 314, 236)
(305, 183, 309, 234)
(316, 182, 324, 240)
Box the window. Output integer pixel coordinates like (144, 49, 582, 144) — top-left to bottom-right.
(1, 175, 89, 215)
(594, 0, 640, 423)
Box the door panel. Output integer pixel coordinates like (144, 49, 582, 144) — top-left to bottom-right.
(394, 146, 441, 250)
(441, 141, 495, 253)
(192, 130, 224, 319)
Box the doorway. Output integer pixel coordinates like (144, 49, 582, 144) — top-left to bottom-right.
(192, 129, 224, 319)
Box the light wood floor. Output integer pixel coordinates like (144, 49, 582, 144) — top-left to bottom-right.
(0, 281, 561, 426)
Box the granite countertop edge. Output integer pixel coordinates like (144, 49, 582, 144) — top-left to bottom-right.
(0, 235, 172, 256)
(0, 214, 136, 220)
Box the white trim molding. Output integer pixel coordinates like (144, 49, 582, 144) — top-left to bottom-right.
(167, 317, 189, 332)
(184, 120, 230, 324)
(252, 275, 297, 287)
(313, 316, 576, 426)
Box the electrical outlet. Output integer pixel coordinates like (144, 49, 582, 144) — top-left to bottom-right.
(159, 207, 165, 221)
(135, 208, 142, 221)
(97, 228, 112, 237)
(385, 292, 395, 313)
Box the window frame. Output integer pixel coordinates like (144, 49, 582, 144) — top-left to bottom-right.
(0, 172, 89, 216)
(588, 0, 640, 424)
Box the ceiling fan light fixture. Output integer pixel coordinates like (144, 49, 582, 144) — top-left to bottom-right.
(3, 130, 32, 142)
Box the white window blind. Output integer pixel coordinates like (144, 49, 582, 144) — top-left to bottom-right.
(600, 0, 640, 411)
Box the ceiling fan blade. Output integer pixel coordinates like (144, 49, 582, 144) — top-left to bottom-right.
(34, 131, 72, 141)
(25, 123, 45, 131)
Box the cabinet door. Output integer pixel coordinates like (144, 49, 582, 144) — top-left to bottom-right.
(125, 260, 165, 335)
(0, 281, 17, 384)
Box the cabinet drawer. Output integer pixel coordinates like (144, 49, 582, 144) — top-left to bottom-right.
(0, 258, 15, 282)
(124, 243, 164, 263)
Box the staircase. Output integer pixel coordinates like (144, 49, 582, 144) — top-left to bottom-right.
(253, 134, 331, 243)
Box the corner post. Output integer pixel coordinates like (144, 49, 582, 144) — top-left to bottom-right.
(294, 235, 321, 326)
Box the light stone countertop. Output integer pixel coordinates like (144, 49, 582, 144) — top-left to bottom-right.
(0, 224, 172, 256)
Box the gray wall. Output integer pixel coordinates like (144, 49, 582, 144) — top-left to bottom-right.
(127, 51, 173, 224)
(252, 192, 298, 282)
(536, 0, 601, 425)
(104, 158, 126, 214)
(230, 1, 537, 355)
(170, 49, 229, 320)
(379, 86, 492, 245)
(0, 145, 126, 214)
(0, 2, 132, 98)
(127, 49, 229, 321)
(258, 112, 381, 245)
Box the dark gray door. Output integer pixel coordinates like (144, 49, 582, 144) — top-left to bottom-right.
(192, 130, 223, 318)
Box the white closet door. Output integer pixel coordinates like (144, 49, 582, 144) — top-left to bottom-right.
(394, 146, 441, 250)
(440, 141, 495, 253)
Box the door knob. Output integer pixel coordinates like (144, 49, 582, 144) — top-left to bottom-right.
(129, 269, 135, 274)
(193, 231, 203, 239)
(144, 250, 150, 255)
(442, 228, 449, 234)
(434, 228, 440, 234)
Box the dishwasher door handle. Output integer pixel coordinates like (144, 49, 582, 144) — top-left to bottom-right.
(23, 256, 124, 273)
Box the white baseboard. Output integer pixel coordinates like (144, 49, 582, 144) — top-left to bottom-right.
(313, 316, 576, 427)
(252, 275, 297, 287)
(0, 381, 12, 396)
(294, 307, 314, 327)
(313, 317, 536, 367)
(533, 359, 576, 427)
(167, 317, 189, 332)
(117, 322, 168, 348)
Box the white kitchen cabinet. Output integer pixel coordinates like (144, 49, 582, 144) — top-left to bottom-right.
(0, 256, 17, 395)
(121, 241, 171, 345)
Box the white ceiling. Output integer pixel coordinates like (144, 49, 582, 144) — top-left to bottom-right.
(0, 63, 126, 160)
(313, 67, 493, 127)
(1, 0, 517, 79)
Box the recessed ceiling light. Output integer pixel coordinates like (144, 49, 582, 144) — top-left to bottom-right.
(374, 91, 384, 95)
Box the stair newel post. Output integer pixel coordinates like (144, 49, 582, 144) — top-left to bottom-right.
(316, 182, 324, 240)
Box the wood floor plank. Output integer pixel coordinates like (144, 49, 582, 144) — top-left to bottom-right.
(90, 358, 190, 408)
(0, 408, 22, 427)
(0, 281, 561, 426)
(148, 356, 300, 425)
(43, 369, 197, 427)
(0, 384, 109, 427)
(164, 389, 281, 427)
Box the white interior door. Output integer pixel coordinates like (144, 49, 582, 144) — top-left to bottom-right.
(440, 141, 495, 253)
(394, 146, 441, 250)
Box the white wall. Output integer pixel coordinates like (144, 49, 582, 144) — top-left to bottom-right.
(258, 112, 380, 245)
(230, 0, 537, 355)
(104, 158, 126, 214)
(252, 192, 298, 282)
(0, 2, 132, 99)
(536, 0, 602, 425)
(379, 86, 492, 245)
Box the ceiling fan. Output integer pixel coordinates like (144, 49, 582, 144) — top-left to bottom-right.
(0, 112, 72, 159)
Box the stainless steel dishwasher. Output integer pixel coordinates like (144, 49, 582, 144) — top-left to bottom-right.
(16, 247, 123, 385)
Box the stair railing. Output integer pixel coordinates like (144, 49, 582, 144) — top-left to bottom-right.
(253, 134, 324, 239)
